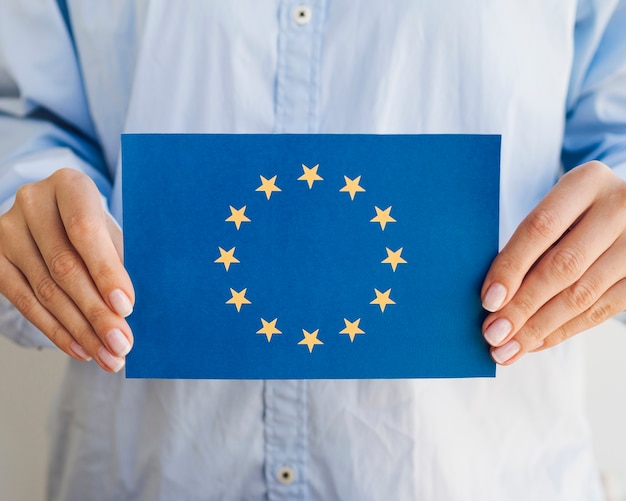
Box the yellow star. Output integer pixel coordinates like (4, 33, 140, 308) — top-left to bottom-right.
(257, 318, 282, 342)
(214, 246, 240, 271)
(370, 206, 396, 230)
(381, 247, 407, 272)
(339, 318, 365, 342)
(298, 328, 323, 353)
(225, 205, 251, 230)
(226, 288, 251, 312)
(370, 288, 395, 312)
(297, 164, 323, 189)
(339, 175, 366, 200)
(256, 175, 282, 200)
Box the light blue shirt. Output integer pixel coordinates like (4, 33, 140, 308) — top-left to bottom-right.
(1, 1, 625, 499)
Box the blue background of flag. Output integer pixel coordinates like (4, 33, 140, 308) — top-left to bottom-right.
(122, 134, 499, 378)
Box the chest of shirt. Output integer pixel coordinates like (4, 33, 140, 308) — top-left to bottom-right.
(68, 0, 576, 136)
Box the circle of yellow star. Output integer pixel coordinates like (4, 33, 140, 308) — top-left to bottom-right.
(256, 175, 282, 199)
(339, 175, 366, 200)
(381, 247, 407, 272)
(370, 288, 395, 312)
(297, 164, 323, 189)
(226, 288, 251, 312)
(214, 246, 240, 271)
(370, 206, 396, 230)
(339, 318, 365, 342)
(257, 318, 282, 342)
(298, 328, 323, 353)
(225, 205, 251, 230)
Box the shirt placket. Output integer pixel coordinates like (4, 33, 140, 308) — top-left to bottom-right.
(273, 0, 327, 133)
(264, 380, 308, 500)
(265, 1, 326, 499)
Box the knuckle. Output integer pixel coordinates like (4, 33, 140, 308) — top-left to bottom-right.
(520, 321, 544, 346)
(0, 212, 15, 238)
(47, 322, 69, 346)
(84, 303, 111, 327)
(35, 275, 61, 304)
(568, 160, 607, 182)
(66, 211, 102, 240)
(14, 183, 38, 210)
(91, 262, 118, 286)
(586, 160, 610, 176)
(0, 222, 12, 247)
(69, 323, 97, 345)
(496, 254, 524, 276)
(525, 208, 560, 241)
(51, 167, 83, 185)
(548, 246, 584, 282)
(12, 290, 38, 317)
(511, 294, 536, 318)
(49, 249, 83, 282)
(546, 328, 568, 347)
(567, 280, 599, 311)
(586, 300, 617, 326)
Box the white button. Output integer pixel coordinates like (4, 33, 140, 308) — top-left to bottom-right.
(277, 466, 296, 485)
(293, 5, 312, 25)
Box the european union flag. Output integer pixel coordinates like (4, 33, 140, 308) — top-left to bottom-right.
(122, 134, 499, 379)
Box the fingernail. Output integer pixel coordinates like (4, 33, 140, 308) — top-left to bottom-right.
(529, 340, 545, 352)
(483, 283, 507, 312)
(109, 289, 133, 317)
(97, 347, 126, 373)
(483, 318, 512, 346)
(492, 340, 521, 364)
(105, 328, 132, 357)
(69, 342, 92, 361)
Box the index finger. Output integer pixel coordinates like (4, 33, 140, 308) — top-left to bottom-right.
(481, 163, 603, 312)
(53, 169, 135, 316)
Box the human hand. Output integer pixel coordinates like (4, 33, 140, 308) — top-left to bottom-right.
(481, 161, 626, 365)
(0, 169, 134, 372)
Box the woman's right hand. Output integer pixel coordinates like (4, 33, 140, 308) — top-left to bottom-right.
(0, 168, 134, 372)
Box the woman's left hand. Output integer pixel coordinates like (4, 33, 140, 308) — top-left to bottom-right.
(481, 161, 626, 364)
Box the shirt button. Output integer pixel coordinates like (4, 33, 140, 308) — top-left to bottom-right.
(293, 5, 312, 25)
(277, 466, 296, 485)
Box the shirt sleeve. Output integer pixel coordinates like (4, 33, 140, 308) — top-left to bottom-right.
(561, 0, 626, 175)
(0, 1, 109, 348)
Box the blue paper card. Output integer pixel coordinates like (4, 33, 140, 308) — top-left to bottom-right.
(122, 134, 500, 379)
